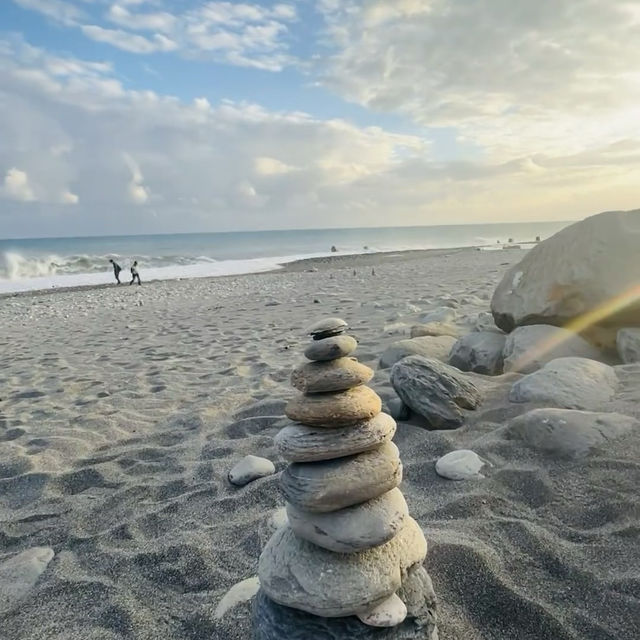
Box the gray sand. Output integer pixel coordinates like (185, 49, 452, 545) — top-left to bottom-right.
(1, 247, 638, 639)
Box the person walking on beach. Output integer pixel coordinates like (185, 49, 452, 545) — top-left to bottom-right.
(109, 258, 122, 284)
(130, 260, 141, 285)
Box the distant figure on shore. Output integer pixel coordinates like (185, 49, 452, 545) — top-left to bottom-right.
(331, 245, 337, 253)
(535, 235, 541, 242)
(109, 259, 122, 284)
(130, 261, 141, 286)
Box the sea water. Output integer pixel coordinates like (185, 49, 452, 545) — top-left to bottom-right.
(0, 222, 570, 294)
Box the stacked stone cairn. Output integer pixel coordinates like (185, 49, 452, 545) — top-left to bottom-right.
(254, 317, 438, 639)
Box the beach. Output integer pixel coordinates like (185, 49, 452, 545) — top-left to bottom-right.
(1, 246, 639, 639)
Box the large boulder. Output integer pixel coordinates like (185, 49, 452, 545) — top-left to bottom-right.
(390, 356, 482, 429)
(502, 324, 602, 373)
(509, 357, 618, 410)
(617, 328, 640, 363)
(491, 210, 640, 334)
(379, 336, 457, 369)
(449, 331, 506, 375)
(507, 408, 638, 458)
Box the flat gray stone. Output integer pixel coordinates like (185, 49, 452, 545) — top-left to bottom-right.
(419, 307, 458, 324)
(449, 331, 506, 375)
(380, 335, 457, 369)
(275, 412, 396, 462)
(307, 317, 348, 340)
(286, 488, 409, 552)
(228, 455, 276, 486)
(280, 442, 402, 512)
(253, 588, 436, 639)
(435, 450, 485, 480)
(357, 593, 407, 627)
(502, 324, 602, 374)
(258, 517, 427, 617)
(507, 408, 638, 458)
(304, 335, 358, 361)
(617, 328, 640, 363)
(0, 547, 55, 615)
(285, 385, 382, 427)
(410, 322, 462, 338)
(391, 356, 481, 429)
(509, 357, 618, 410)
(291, 357, 373, 393)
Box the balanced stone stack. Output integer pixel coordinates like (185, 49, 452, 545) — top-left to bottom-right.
(254, 318, 438, 639)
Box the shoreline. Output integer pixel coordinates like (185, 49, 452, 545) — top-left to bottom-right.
(0, 245, 517, 300)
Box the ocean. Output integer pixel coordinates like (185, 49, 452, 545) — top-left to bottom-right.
(0, 221, 570, 294)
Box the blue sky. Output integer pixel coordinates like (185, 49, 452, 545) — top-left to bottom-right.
(1, 0, 639, 237)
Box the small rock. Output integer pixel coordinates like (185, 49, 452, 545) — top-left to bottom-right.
(508, 408, 638, 458)
(357, 593, 407, 627)
(280, 442, 402, 512)
(380, 335, 457, 369)
(285, 385, 382, 427)
(215, 576, 261, 620)
(449, 331, 506, 375)
(617, 328, 640, 363)
(387, 398, 411, 421)
(419, 307, 458, 324)
(410, 322, 462, 338)
(0, 547, 55, 615)
(502, 324, 602, 373)
(306, 317, 347, 339)
(473, 311, 501, 333)
(228, 455, 276, 486)
(304, 335, 358, 361)
(508, 357, 618, 410)
(391, 356, 481, 429)
(435, 450, 485, 480)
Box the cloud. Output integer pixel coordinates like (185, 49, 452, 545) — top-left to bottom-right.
(13, 0, 298, 70)
(319, 0, 640, 158)
(0, 37, 638, 238)
(2, 168, 36, 202)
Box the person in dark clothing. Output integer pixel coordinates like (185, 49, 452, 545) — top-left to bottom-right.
(109, 258, 122, 284)
(130, 260, 141, 285)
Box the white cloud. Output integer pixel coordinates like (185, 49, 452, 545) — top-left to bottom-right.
(255, 156, 295, 175)
(81, 25, 178, 53)
(60, 189, 79, 204)
(2, 168, 36, 202)
(12, 0, 83, 26)
(123, 153, 149, 204)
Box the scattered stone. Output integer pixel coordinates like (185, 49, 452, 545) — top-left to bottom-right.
(391, 356, 481, 429)
(287, 488, 408, 553)
(285, 385, 382, 427)
(491, 209, 640, 334)
(258, 517, 427, 617)
(509, 357, 618, 410)
(228, 455, 276, 486)
(397, 563, 438, 624)
(304, 335, 358, 361)
(419, 307, 458, 324)
(275, 413, 396, 462)
(410, 322, 462, 338)
(280, 442, 402, 512)
(0, 547, 55, 615)
(435, 450, 485, 480)
(379, 335, 457, 369)
(617, 328, 640, 363)
(307, 317, 348, 340)
(387, 398, 411, 421)
(502, 324, 602, 374)
(357, 593, 407, 627)
(215, 576, 261, 620)
(449, 331, 506, 375)
(473, 311, 501, 333)
(508, 408, 638, 458)
(292, 357, 373, 393)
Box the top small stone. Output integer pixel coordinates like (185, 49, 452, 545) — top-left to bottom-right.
(306, 317, 348, 341)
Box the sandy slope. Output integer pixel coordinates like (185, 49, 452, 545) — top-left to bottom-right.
(1, 247, 638, 639)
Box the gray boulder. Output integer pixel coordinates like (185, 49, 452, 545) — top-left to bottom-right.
(258, 517, 427, 617)
(508, 408, 638, 458)
(491, 209, 640, 333)
(391, 356, 482, 429)
(449, 331, 506, 375)
(509, 357, 618, 410)
(380, 335, 457, 369)
(502, 324, 602, 373)
(617, 328, 640, 363)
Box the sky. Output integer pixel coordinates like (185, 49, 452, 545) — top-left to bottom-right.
(0, 0, 639, 238)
